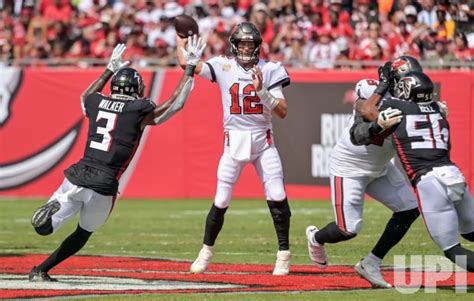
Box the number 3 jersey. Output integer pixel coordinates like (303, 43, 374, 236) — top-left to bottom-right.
(379, 98, 452, 184)
(65, 92, 155, 195)
(199, 56, 290, 131)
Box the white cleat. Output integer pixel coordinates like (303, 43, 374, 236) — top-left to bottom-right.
(273, 250, 291, 276)
(190, 245, 213, 274)
(306, 225, 328, 268)
(355, 258, 392, 288)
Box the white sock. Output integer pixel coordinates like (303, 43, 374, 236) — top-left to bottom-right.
(365, 252, 382, 264)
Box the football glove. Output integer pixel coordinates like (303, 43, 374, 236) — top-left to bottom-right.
(107, 43, 130, 73)
(437, 100, 448, 118)
(181, 35, 206, 66)
(374, 61, 393, 96)
(377, 107, 403, 129)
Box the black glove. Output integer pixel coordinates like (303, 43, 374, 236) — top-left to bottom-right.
(374, 61, 393, 96)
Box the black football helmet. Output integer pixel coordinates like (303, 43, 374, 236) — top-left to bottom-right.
(391, 55, 423, 82)
(110, 67, 145, 99)
(229, 22, 262, 65)
(394, 71, 434, 103)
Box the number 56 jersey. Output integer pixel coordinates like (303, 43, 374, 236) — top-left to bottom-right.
(199, 56, 290, 131)
(380, 98, 452, 185)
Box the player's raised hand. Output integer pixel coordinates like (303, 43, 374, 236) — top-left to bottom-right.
(181, 35, 206, 66)
(377, 107, 403, 129)
(251, 66, 263, 91)
(107, 43, 130, 73)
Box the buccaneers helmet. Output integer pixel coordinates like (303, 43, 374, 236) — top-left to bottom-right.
(110, 67, 145, 99)
(394, 71, 434, 103)
(391, 55, 423, 81)
(229, 22, 262, 64)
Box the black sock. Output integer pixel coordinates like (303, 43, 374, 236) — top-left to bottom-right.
(444, 244, 474, 272)
(34, 218, 53, 236)
(314, 222, 356, 244)
(461, 231, 474, 242)
(371, 208, 419, 259)
(267, 199, 291, 250)
(203, 204, 227, 246)
(37, 225, 92, 272)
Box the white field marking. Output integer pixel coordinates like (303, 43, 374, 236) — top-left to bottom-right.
(0, 274, 244, 291)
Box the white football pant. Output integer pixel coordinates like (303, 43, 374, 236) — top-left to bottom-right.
(330, 162, 418, 234)
(214, 130, 286, 208)
(415, 167, 474, 251)
(47, 178, 115, 233)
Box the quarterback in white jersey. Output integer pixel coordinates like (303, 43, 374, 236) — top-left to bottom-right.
(306, 79, 419, 288)
(176, 23, 292, 276)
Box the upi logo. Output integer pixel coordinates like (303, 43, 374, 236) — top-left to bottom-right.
(393, 255, 467, 293)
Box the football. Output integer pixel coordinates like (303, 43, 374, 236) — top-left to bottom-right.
(174, 14, 199, 38)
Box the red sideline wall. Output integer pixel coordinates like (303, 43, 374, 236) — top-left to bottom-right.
(0, 68, 472, 200)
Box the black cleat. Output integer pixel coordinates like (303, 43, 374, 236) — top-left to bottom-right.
(31, 200, 61, 228)
(28, 266, 58, 282)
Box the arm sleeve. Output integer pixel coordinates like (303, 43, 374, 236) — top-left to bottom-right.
(153, 77, 194, 125)
(349, 111, 383, 145)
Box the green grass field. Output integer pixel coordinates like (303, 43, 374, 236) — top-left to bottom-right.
(0, 198, 472, 300)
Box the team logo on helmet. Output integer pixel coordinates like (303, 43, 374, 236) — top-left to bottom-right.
(395, 76, 418, 100)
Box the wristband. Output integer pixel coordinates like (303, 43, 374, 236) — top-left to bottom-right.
(256, 87, 280, 110)
(185, 65, 196, 77)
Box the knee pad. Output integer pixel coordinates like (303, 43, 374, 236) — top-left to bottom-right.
(264, 178, 286, 201)
(214, 181, 233, 208)
(346, 219, 363, 234)
(461, 232, 474, 242)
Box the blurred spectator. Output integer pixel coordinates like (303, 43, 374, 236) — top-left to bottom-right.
(387, 20, 420, 58)
(308, 30, 340, 69)
(249, 2, 275, 59)
(453, 32, 473, 62)
(351, 0, 377, 39)
(357, 21, 389, 60)
(433, 6, 455, 40)
(426, 38, 458, 68)
(0, 0, 471, 68)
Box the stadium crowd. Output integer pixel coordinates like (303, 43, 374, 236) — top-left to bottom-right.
(0, 0, 472, 68)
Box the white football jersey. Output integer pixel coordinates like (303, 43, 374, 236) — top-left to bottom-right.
(199, 56, 290, 131)
(329, 79, 395, 177)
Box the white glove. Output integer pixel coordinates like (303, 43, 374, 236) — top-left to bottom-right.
(377, 107, 403, 129)
(180, 35, 206, 66)
(107, 43, 130, 73)
(437, 100, 448, 118)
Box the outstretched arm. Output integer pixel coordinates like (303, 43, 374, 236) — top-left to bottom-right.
(80, 44, 129, 115)
(141, 35, 206, 128)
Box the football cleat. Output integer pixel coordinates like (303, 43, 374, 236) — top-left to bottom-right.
(355, 258, 392, 288)
(306, 225, 328, 268)
(28, 266, 58, 282)
(31, 200, 61, 228)
(273, 250, 291, 276)
(190, 245, 213, 274)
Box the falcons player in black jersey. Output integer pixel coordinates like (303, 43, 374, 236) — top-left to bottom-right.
(28, 37, 206, 282)
(352, 71, 474, 271)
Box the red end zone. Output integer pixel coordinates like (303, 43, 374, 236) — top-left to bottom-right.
(0, 254, 473, 299)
